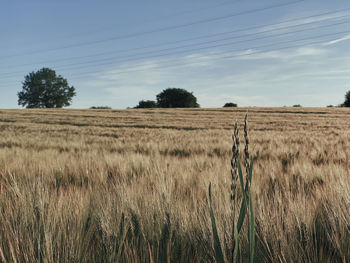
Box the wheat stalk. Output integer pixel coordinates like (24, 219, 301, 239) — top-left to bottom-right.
(209, 114, 255, 263)
(244, 114, 250, 190)
(230, 122, 239, 259)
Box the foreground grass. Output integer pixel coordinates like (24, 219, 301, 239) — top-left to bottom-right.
(0, 107, 349, 262)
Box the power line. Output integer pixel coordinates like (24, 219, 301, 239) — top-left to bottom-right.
(44, 18, 350, 70)
(1, 16, 350, 78)
(1, 4, 348, 72)
(0, 29, 347, 87)
(65, 30, 350, 79)
(5, 0, 242, 49)
(140, 0, 243, 21)
(2, 10, 349, 77)
(0, 0, 304, 60)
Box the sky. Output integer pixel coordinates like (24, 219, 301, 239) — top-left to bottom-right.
(1, 0, 350, 108)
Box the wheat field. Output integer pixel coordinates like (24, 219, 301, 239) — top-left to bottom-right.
(0, 107, 349, 262)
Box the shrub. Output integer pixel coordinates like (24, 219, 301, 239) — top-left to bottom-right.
(156, 88, 199, 108)
(223, 102, 237, 108)
(90, 106, 111, 109)
(134, 100, 157, 108)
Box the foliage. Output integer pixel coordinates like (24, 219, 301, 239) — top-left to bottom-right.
(293, 104, 302, 107)
(156, 88, 199, 108)
(90, 106, 111, 109)
(223, 102, 237, 108)
(17, 68, 76, 108)
(134, 100, 157, 108)
(342, 90, 350, 107)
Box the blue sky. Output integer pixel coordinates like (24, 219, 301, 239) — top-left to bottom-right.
(1, 0, 350, 108)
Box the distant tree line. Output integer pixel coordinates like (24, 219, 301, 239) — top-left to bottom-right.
(14, 67, 350, 109)
(135, 88, 240, 109)
(134, 88, 199, 108)
(223, 102, 237, 107)
(90, 106, 112, 109)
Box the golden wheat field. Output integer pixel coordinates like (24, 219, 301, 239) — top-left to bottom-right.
(0, 107, 349, 263)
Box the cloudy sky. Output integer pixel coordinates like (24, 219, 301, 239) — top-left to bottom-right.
(1, 0, 350, 108)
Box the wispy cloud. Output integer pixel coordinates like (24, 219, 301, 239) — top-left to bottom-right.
(324, 34, 350, 46)
(235, 46, 326, 61)
(257, 11, 350, 35)
(75, 42, 348, 108)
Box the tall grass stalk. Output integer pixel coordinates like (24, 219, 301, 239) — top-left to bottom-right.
(209, 114, 255, 262)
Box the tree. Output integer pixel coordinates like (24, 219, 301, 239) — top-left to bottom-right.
(342, 90, 350, 107)
(17, 68, 76, 108)
(156, 88, 199, 108)
(223, 102, 237, 107)
(134, 100, 157, 108)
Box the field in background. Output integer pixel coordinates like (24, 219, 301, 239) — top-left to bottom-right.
(0, 107, 349, 262)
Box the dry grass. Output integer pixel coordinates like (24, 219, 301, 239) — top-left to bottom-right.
(0, 107, 349, 262)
